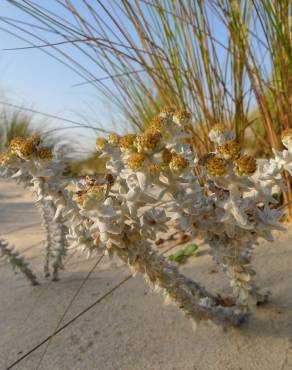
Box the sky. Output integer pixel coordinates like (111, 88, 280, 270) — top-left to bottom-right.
(0, 0, 113, 149)
(1, 2, 79, 111)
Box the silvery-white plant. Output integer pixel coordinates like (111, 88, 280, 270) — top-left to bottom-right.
(0, 113, 291, 328)
(0, 135, 68, 280)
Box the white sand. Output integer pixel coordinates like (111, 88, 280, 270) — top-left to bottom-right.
(1, 178, 292, 370)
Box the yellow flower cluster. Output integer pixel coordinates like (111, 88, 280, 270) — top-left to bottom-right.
(94, 108, 194, 177)
(0, 134, 53, 164)
(127, 152, 145, 171)
(10, 136, 38, 158)
(149, 116, 168, 133)
(203, 126, 258, 177)
(119, 134, 137, 152)
(206, 156, 228, 176)
(208, 123, 235, 146)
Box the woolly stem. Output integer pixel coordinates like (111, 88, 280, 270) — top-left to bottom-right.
(0, 239, 39, 285)
(33, 178, 69, 280)
(51, 220, 68, 281)
(209, 236, 269, 308)
(39, 200, 55, 277)
(32, 178, 51, 273)
(112, 239, 247, 327)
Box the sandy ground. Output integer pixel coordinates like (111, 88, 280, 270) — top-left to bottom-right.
(1, 179, 292, 370)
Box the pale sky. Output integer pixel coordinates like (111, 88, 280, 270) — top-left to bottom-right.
(0, 0, 118, 149)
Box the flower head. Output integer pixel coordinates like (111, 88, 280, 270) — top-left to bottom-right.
(119, 134, 137, 152)
(169, 153, 188, 173)
(10, 135, 41, 159)
(20, 141, 36, 158)
(149, 116, 168, 133)
(96, 137, 108, 152)
(135, 130, 161, 153)
(173, 110, 191, 126)
(108, 133, 120, 145)
(9, 137, 26, 152)
(37, 147, 53, 161)
(127, 152, 145, 171)
(206, 155, 228, 176)
(281, 128, 292, 150)
(162, 148, 172, 164)
(217, 140, 241, 160)
(159, 106, 175, 119)
(198, 152, 216, 166)
(209, 124, 235, 145)
(0, 148, 15, 165)
(234, 155, 257, 176)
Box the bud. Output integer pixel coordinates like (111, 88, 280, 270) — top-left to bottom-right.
(217, 140, 241, 160)
(234, 155, 257, 176)
(135, 130, 161, 153)
(159, 106, 175, 119)
(37, 147, 53, 161)
(209, 124, 235, 145)
(127, 152, 145, 171)
(281, 128, 292, 150)
(173, 110, 191, 126)
(169, 153, 188, 173)
(96, 137, 108, 151)
(206, 155, 228, 176)
(108, 133, 120, 145)
(119, 134, 137, 152)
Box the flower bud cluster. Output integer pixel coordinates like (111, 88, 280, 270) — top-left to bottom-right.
(206, 125, 257, 179)
(0, 134, 69, 280)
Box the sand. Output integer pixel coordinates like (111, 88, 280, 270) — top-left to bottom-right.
(1, 178, 292, 370)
